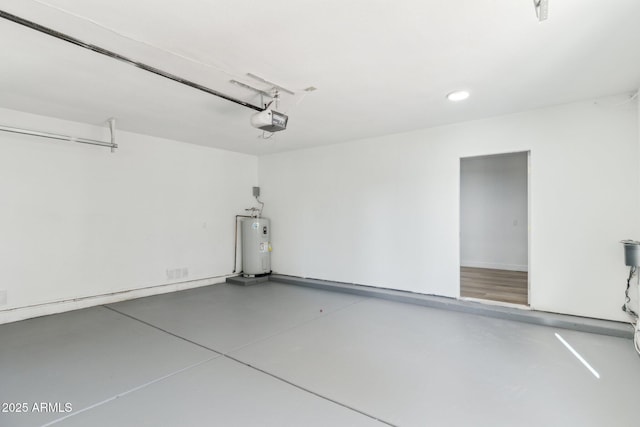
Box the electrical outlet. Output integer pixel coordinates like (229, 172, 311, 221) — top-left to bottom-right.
(253, 186, 260, 197)
(167, 268, 188, 280)
(0, 290, 7, 306)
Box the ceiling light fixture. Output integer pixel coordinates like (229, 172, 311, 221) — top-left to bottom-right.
(447, 90, 470, 102)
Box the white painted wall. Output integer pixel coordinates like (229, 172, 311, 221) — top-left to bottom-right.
(2, 94, 637, 324)
(0, 107, 257, 323)
(259, 95, 640, 321)
(460, 152, 528, 271)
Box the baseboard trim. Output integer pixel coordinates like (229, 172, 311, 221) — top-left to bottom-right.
(0, 275, 232, 325)
(269, 274, 632, 339)
(4, 273, 632, 339)
(461, 261, 528, 272)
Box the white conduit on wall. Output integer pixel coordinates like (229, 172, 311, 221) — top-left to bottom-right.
(0, 118, 117, 152)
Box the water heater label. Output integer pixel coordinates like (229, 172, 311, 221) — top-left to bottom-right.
(252, 222, 259, 230)
(259, 242, 268, 252)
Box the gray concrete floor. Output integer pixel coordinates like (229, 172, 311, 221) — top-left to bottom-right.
(1, 281, 638, 426)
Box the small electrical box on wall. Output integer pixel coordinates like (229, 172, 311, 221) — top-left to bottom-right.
(253, 186, 260, 197)
(622, 240, 640, 267)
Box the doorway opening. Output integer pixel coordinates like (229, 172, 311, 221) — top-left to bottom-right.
(460, 151, 529, 306)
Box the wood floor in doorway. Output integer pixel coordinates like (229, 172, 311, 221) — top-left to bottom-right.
(460, 267, 528, 305)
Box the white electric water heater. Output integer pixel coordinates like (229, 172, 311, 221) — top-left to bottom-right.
(241, 217, 271, 276)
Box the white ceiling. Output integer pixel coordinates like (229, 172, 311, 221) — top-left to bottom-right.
(0, 0, 639, 155)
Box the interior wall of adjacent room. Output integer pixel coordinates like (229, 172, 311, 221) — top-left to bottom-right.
(460, 152, 528, 271)
(0, 107, 257, 322)
(259, 94, 639, 321)
(634, 88, 640, 317)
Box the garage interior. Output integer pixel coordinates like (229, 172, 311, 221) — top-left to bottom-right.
(1, 1, 640, 426)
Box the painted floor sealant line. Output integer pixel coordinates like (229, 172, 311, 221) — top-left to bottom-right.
(103, 305, 222, 354)
(105, 301, 392, 424)
(270, 275, 634, 339)
(40, 356, 218, 427)
(222, 353, 397, 427)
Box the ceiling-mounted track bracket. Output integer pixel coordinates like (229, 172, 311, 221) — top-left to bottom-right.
(533, 0, 549, 22)
(246, 73, 295, 96)
(0, 117, 118, 152)
(108, 117, 116, 153)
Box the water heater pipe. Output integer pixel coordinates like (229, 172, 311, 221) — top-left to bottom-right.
(255, 196, 264, 217)
(232, 215, 254, 274)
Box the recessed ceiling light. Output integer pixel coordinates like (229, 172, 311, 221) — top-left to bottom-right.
(447, 90, 470, 102)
